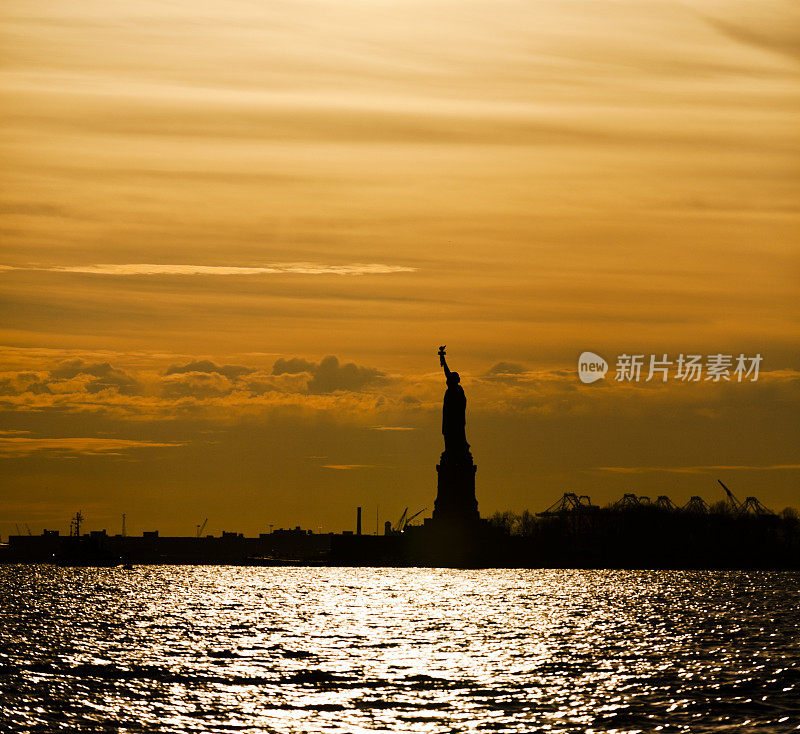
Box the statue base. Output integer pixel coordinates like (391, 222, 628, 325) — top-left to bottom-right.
(432, 448, 479, 524)
(400, 444, 490, 566)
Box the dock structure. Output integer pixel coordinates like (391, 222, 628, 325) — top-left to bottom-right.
(535, 488, 775, 518)
(682, 496, 709, 513)
(717, 479, 774, 517)
(536, 492, 597, 517)
(739, 496, 774, 516)
(613, 493, 645, 511)
(655, 495, 678, 511)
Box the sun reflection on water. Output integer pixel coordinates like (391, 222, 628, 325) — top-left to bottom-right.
(1, 567, 798, 732)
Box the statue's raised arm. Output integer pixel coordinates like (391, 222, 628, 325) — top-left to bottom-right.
(438, 346, 469, 455)
(438, 345, 451, 378)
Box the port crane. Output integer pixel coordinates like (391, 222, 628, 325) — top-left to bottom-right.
(718, 479, 741, 511)
(655, 496, 678, 511)
(537, 493, 598, 516)
(394, 508, 408, 533)
(404, 507, 427, 529)
(535, 490, 774, 516)
(682, 496, 708, 513)
(196, 518, 208, 538)
(717, 479, 773, 516)
(393, 507, 427, 532)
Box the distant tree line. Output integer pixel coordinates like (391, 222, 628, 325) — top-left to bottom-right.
(485, 503, 800, 568)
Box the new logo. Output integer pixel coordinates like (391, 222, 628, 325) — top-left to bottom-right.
(578, 351, 608, 384)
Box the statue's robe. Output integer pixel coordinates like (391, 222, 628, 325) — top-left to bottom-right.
(442, 384, 468, 454)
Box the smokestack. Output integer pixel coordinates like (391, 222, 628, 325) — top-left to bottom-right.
(356, 506, 362, 536)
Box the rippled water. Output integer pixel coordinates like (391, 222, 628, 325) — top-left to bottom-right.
(1, 567, 798, 733)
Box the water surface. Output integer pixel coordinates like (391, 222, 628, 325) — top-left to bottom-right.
(1, 567, 798, 732)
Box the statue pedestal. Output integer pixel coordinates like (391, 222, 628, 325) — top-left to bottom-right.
(433, 449, 479, 524)
(401, 445, 492, 567)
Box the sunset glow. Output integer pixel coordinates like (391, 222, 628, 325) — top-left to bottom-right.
(1, 0, 798, 536)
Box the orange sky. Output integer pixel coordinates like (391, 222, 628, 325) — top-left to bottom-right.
(1, 0, 798, 537)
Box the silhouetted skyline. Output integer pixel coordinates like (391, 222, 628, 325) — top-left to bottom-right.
(1, 0, 798, 537)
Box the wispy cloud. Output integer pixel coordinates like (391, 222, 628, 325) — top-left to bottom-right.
(369, 425, 415, 431)
(0, 437, 185, 457)
(1, 263, 416, 276)
(594, 464, 800, 474)
(321, 464, 379, 470)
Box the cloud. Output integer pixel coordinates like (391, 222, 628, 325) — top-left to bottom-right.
(0, 371, 52, 395)
(239, 371, 308, 395)
(700, 9, 800, 64)
(271, 355, 384, 393)
(0, 437, 184, 457)
(1, 263, 416, 276)
(51, 360, 119, 379)
(0, 203, 67, 217)
(85, 373, 140, 395)
(272, 357, 317, 376)
(165, 359, 252, 380)
(48, 360, 140, 395)
(0, 351, 398, 425)
(307, 356, 384, 394)
(321, 464, 379, 470)
(481, 361, 530, 383)
(2, 351, 798, 445)
(162, 372, 233, 399)
(593, 464, 800, 474)
(486, 362, 528, 374)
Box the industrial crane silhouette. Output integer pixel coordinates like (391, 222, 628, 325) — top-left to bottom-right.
(718, 479, 773, 516)
(654, 495, 678, 511)
(391, 507, 427, 532)
(537, 485, 774, 517)
(682, 496, 708, 513)
(718, 479, 741, 511)
(537, 493, 597, 516)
